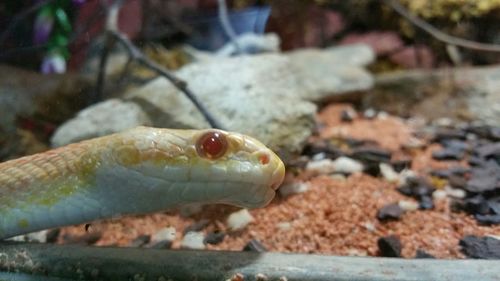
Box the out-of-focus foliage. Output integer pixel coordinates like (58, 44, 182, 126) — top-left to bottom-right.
(399, 0, 500, 20)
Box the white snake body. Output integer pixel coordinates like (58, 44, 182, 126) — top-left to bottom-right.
(0, 127, 285, 239)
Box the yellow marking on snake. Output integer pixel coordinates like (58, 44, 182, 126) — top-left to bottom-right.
(0, 126, 285, 239)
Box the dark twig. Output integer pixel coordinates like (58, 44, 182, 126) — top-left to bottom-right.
(0, 0, 56, 45)
(108, 30, 224, 129)
(383, 0, 500, 52)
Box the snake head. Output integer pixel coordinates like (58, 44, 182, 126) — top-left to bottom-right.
(112, 127, 286, 210)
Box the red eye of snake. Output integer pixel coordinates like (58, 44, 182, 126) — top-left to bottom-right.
(196, 131, 228, 159)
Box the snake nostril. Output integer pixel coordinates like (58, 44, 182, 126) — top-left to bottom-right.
(258, 153, 270, 165)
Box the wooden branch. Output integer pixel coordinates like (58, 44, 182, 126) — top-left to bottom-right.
(0, 242, 499, 281)
(383, 0, 500, 52)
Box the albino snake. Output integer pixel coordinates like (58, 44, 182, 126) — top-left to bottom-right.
(0, 126, 285, 239)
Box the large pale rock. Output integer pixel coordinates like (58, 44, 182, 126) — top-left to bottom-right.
(126, 54, 316, 160)
(286, 44, 375, 102)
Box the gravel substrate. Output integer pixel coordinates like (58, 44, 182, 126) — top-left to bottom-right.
(57, 104, 500, 259)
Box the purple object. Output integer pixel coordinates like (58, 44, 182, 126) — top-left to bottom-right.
(41, 51, 66, 74)
(72, 0, 86, 6)
(33, 8, 54, 45)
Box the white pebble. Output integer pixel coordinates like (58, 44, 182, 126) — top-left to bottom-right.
(377, 111, 389, 119)
(305, 159, 336, 175)
(311, 152, 326, 161)
(379, 163, 399, 183)
(332, 156, 364, 174)
(444, 185, 466, 199)
(362, 221, 376, 232)
(329, 174, 347, 181)
(151, 227, 176, 242)
(227, 209, 254, 231)
(398, 200, 419, 212)
(432, 189, 447, 201)
(276, 222, 292, 231)
(279, 181, 309, 196)
(180, 231, 206, 250)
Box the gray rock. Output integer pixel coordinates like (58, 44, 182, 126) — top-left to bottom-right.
(286, 44, 375, 102)
(51, 99, 151, 147)
(365, 66, 500, 125)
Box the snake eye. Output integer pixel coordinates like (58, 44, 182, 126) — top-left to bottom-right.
(196, 131, 228, 159)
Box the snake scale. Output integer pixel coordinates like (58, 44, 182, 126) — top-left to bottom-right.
(0, 126, 285, 239)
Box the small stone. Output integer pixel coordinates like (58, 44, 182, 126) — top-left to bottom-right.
(302, 140, 343, 159)
(181, 231, 206, 250)
(129, 235, 151, 247)
(444, 185, 466, 199)
(311, 152, 326, 161)
(432, 148, 465, 161)
(398, 200, 419, 212)
(243, 239, 268, 252)
(390, 159, 412, 173)
(276, 222, 292, 231)
(475, 214, 500, 225)
(351, 147, 392, 163)
(305, 159, 336, 175)
(432, 189, 447, 201)
(466, 167, 499, 193)
(332, 156, 364, 174)
(183, 219, 210, 234)
(448, 175, 467, 190)
(340, 109, 356, 122)
(204, 231, 226, 245)
(377, 203, 403, 221)
(255, 273, 269, 281)
(151, 227, 176, 243)
(379, 163, 399, 183)
(465, 195, 491, 215)
(363, 108, 377, 119)
(459, 235, 500, 259)
(415, 249, 435, 259)
(433, 128, 467, 141)
(377, 235, 402, 257)
(419, 196, 434, 210)
(227, 209, 254, 231)
(279, 181, 309, 197)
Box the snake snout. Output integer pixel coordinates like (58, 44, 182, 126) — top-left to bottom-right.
(270, 160, 285, 190)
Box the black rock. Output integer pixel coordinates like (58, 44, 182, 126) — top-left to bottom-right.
(243, 239, 268, 252)
(129, 234, 151, 247)
(448, 175, 467, 190)
(489, 201, 500, 215)
(302, 140, 344, 159)
(419, 196, 434, 210)
(183, 219, 210, 234)
(377, 203, 403, 221)
(149, 240, 172, 249)
(475, 214, 500, 225)
(351, 147, 392, 163)
(341, 109, 355, 122)
(459, 235, 500, 259)
(398, 177, 436, 199)
(433, 128, 467, 141)
(432, 148, 465, 161)
(465, 168, 498, 193)
(414, 249, 436, 259)
(475, 142, 500, 160)
(465, 195, 491, 215)
(377, 235, 402, 257)
(204, 231, 226, 245)
(391, 159, 412, 173)
(490, 127, 500, 141)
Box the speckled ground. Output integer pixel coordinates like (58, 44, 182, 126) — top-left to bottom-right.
(57, 104, 500, 258)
